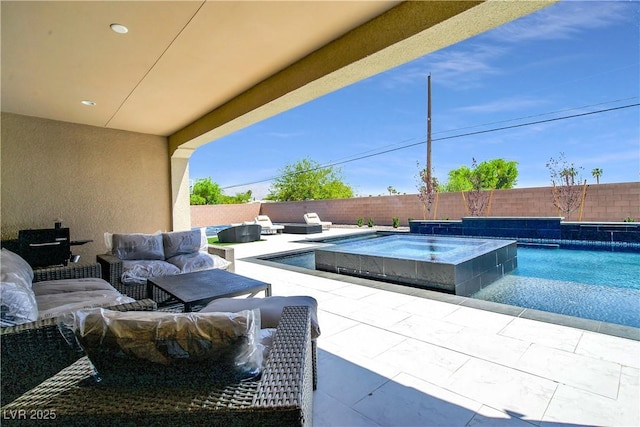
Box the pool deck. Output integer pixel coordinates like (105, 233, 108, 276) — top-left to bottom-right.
(228, 227, 639, 426)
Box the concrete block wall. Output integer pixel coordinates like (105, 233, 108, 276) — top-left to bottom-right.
(190, 182, 639, 227)
(191, 202, 261, 227)
(259, 196, 425, 226)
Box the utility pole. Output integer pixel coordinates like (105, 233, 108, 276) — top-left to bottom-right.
(417, 74, 435, 220)
(426, 74, 432, 193)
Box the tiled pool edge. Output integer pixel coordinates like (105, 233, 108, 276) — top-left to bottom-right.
(410, 217, 640, 252)
(314, 236, 518, 296)
(244, 253, 640, 342)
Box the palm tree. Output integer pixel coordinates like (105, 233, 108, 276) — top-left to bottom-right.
(591, 168, 603, 184)
(560, 167, 577, 186)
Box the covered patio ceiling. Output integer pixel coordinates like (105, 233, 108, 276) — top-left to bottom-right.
(1, 1, 554, 156)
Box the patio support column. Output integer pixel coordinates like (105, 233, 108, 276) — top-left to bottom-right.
(171, 147, 194, 231)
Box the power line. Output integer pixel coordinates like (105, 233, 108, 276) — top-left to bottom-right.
(435, 103, 639, 142)
(312, 97, 638, 169)
(324, 97, 639, 167)
(432, 96, 639, 136)
(221, 102, 639, 190)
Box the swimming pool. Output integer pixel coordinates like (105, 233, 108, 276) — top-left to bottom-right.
(472, 247, 640, 328)
(195, 225, 231, 237)
(266, 237, 640, 328)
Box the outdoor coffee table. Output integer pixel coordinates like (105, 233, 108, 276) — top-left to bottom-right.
(147, 269, 271, 312)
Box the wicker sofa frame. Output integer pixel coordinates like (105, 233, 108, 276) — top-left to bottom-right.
(1, 306, 314, 426)
(0, 262, 157, 405)
(96, 244, 235, 301)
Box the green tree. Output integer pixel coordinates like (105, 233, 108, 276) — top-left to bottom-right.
(190, 178, 223, 205)
(442, 158, 518, 192)
(221, 190, 252, 204)
(190, 194, 207, 205)
(266, 158, 353, 201)
(480, 158, 518, 189)
(442, 166, 473, 192)
(591, 168, 603, 184)
(190, 178, 252, 204)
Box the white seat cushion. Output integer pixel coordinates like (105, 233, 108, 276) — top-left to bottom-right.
(36, 290, 134, 320)
(201, 295, 320, 339)
(32, 277, 116, 296)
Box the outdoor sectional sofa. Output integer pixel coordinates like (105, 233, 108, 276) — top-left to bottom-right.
(1, 306, 315, 426)
(0, 249, 157, 405)
(97, 230, 235, 300)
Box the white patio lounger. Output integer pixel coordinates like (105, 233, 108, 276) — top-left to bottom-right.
(304, 212, 331, 230)
(254, 215, 284, 235)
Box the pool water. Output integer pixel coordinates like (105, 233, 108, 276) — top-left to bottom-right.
(274, 252, 315, 269)
(194, 225, 231, 237)
(269, 245, 640, 328)
(316, 234, 512, 262)
(473, 247, 640, 328)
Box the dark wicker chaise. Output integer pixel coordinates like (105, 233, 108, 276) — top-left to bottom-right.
(0, 262, 157, 406)
(217, 224, 262, 243)
(1, 306, 314, 426)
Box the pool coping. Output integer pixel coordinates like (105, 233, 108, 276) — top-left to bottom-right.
(244, 244, 640, 342)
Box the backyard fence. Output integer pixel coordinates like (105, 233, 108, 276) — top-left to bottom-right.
(191, 182, 639, 227)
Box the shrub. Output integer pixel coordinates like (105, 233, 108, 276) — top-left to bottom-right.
(392, 217, 400, 228)
(357, 217, 364, 227)
(367, 218, 375, 228)
(623, 217, 635, 222)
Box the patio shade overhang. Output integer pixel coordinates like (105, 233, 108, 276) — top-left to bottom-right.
(1, 1, 556, 157)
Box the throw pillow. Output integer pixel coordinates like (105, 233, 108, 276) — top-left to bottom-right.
(61, 308, 263, 386)
(0, 281, 38, 327)
(121, 260, 181, 285)
(162, 230, 202, 259)
(166, 252, 231, 273)
(0, 248, 34, 289)
(111, 233, 165, 261)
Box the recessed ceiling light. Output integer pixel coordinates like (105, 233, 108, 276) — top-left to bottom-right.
(81, 100, 96, 106)
(110, 23, 128, 34)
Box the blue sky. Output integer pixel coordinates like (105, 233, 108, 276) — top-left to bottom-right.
(189, 1, 639, 200)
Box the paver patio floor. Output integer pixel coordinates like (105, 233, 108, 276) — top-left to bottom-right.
(228, 228, 639, 426)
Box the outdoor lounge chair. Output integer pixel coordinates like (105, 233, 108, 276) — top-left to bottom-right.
(254, 215, 284, 235)
(1, 306, 314, 426)
(0, 261, 157, 405)
(216, 223, 261, 243)
(304, 212, 332, 230)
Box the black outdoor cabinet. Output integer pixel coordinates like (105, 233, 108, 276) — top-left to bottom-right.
(17, 228, 71, 268)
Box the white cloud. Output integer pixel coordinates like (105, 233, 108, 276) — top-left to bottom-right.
(383, 43, 506, 90)
(376, 1, 635, 91)
(455, 96, 550, 114)
(575, 149, 640, 168)
(265, 131, 305, 138)
(488, 1, 634, 43)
